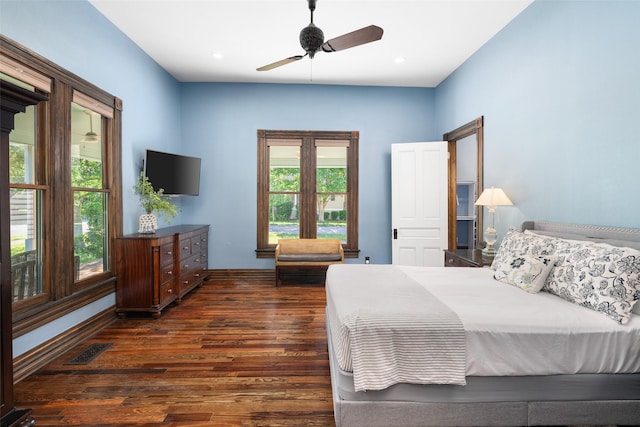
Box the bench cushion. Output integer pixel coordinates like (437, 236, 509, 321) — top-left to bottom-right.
(278, 253, 343, 262)
(277, 238, 343, 254)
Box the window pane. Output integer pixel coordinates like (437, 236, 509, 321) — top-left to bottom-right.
(317, 195, 347, 243)
(316, 146, 347, 242)
(71, 102, 103, 188)
(268, 193, 299, 244)
(316, 146, 347, 192)
(269, 145, 300, 192)
(10, 189, 44, 301)
(9, 105, 36, 185)
(74, 191, 107, 280)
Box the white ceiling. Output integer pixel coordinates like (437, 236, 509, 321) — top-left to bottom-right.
(88, 0, 533, 88)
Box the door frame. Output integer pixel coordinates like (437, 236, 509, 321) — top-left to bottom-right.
(443, 117, 484, 251)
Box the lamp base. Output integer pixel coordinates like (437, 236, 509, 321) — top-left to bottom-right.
(481, 246, 496, 264)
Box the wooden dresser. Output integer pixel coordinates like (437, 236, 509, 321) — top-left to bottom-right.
(116, 224, 209, 318)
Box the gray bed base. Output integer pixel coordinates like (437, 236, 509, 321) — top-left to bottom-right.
(328, 221, 640, 427)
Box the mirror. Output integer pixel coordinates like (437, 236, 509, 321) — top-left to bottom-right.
(443, 117, 484, 251)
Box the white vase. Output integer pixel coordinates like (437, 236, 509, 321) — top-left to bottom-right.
(138, 213, 157, 234)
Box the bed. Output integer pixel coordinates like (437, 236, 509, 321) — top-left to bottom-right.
(325, 221, 640, 427)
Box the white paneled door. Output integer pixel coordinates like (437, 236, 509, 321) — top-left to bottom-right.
(391, 142, 448, 266)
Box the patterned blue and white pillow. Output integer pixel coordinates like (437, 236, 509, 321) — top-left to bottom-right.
(491, 230, 558, 271)
(544, 241, 640, 324)
(494, 253, 556, 293)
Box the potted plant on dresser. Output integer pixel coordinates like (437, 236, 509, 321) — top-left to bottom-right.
(134, 171, 179, 233)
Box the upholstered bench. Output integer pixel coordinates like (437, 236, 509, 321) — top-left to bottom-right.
(275, 238, 344, 286)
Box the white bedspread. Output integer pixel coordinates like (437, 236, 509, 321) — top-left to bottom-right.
(325, 264, 466, 391)
(326, 264, 640, 380)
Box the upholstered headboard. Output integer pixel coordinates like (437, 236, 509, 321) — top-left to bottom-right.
(521, 221, 640, 251)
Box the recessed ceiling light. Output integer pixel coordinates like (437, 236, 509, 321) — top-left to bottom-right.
(394, 57, 406, 64)
(212, 52, 224, 60)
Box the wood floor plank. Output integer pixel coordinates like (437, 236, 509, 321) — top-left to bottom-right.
(13, 278, 336, 426)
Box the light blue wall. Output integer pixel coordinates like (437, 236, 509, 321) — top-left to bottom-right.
(1, 0, 183, 356)
(2, 0, 435, 355)
(179, 83, 435, 268)
(436, 0, 640, 236)
(0, 0, 184, 234)
(4, 0, 640, 356)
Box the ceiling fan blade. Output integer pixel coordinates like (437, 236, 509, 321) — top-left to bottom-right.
(257, 55, 305, 71)
(321, 25, 383, 53)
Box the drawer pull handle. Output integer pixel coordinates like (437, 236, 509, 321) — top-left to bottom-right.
(184, 264, 189, 268)
(183, 280, 189, 284)
(167, 288, 173, 294)
(166, 251, 172, 255)
(183, 246, 189, 250)
(193, 242, 199, 246)
(194, 273, 200, 277)
(167, 271, 172, 275)
(448, 258, 454, 264)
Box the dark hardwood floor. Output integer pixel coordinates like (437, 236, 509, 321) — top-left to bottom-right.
(13, 277, 336, 426)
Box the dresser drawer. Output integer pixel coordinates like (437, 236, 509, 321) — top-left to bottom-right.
(191, 252, 205, 269)
(179, 272, 196, 290)
(159, 281, 176, 305)
(160, 264, 174, 285)
(191, 235, 203, 252)
(180, 253, 199, 274)
(179, 237, 192, 258)
(445, 254, 473, 267)
(160, 242, 175, 267)
(444, 249, 485, 268)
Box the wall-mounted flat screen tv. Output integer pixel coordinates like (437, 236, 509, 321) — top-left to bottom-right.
(144, 149, 201, 196)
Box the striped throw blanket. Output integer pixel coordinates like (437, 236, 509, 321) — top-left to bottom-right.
(326, 264, 466, 392)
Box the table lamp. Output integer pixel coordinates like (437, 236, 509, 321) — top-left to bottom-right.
(475, 187, 513, 260)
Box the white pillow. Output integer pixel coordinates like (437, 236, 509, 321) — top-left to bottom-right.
(494, 253, 556, 293)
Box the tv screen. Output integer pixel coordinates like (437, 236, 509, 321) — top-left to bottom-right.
(144, 149, 201, 196)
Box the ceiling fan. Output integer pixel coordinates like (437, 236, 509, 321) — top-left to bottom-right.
(257, 0, 384, 72)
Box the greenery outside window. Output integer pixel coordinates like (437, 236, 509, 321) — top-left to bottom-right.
(257, 129, 359, 258)
(71, 99, 111, 288)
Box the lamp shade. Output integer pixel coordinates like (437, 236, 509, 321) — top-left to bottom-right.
(475, 187, 513, 207)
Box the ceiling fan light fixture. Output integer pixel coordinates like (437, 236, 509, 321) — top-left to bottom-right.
(81, 111, 100, 143)
(300, 24, 324, 58)
(82, 131, 99, 143)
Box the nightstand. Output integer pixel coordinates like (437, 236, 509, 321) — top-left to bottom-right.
(444, 249, 489, 267)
